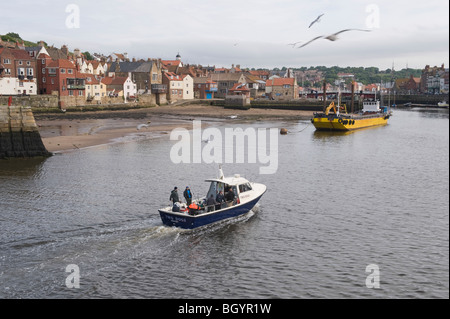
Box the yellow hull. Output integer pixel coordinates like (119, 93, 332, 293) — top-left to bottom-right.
(312, 114, 389, 131)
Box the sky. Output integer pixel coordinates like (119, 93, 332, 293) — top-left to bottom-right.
(1, 0, 448, 70)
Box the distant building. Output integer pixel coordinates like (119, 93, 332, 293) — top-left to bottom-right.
(265, 78, 299, 101)
(193, 77, 217, 100)
(394, 75, 421, 94)
(37, 55, 85, 98)
(163, 72, 184, 102)
(0, 47, 37, 95)
(210, 73, 247, 98)
(102, 75, 136, 101)
(108, 60, 165, 102)
(421, 64, 448, 94)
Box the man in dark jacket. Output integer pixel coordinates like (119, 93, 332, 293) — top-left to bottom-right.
(183, 186, 193, 205)
(170, 187, 179, 204)
(206, 194, 217, 212)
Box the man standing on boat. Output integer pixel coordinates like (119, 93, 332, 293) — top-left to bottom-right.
(170, 187, 180, 204)
(184, 186, 193, 205)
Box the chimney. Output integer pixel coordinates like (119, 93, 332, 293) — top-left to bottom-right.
(61, 45, 69, 57)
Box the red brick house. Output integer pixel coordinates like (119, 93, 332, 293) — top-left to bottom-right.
(193, 77, 218, 99)
(395, 75, 421, 94)
(0, 47, 37, 95)
(37, 53, 85, 99)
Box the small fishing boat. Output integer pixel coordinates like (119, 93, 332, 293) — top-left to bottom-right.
(438, 101, 449, 108)
(158, 167, 267, 229)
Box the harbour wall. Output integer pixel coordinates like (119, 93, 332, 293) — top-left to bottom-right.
(0, 94, 162, 112)
(0, 105, 51, 159)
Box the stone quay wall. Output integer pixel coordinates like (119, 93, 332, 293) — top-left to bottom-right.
(0, 105, 51, 158)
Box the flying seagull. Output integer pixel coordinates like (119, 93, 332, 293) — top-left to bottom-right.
(309, 14, 324, 28)
(298, 29, 371, 48)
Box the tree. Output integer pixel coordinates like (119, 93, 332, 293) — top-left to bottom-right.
(83, 51, 94, 60)
(6, 32, 21, 40)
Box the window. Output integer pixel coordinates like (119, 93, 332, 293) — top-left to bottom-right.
(239, 183, 253, 193)
(42, 68, 46, 74)
(17, 68, 25, 76)
(43, 77, 46, 83)
(69, 90, 73, 96)
(3, 59, 11, 64)
(51, 79, 55, 84)
(27, 61, 31, 66)
(19, 61, 23, 65)
(79, 91, 83, 96)
(61, 69, 66, 74)
(42, 59, 46, 64)
(27, 68, 34, 76)
(4, 69, 11, 75)
(48, 68, 56, 74)
(68, 69, 73, 74)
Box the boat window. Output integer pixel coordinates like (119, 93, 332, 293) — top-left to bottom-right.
(239, 183, 253, 193)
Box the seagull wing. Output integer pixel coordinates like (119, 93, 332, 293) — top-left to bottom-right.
(298, 36, 324, 48)
(332, 28, 371, 36)
(308, 14, 324, 28)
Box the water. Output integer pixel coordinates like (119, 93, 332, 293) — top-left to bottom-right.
(0, 108, 448, 299)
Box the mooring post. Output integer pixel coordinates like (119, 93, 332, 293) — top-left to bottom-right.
(351, 81, 355, 114)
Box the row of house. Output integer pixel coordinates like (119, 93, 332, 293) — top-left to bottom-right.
(3, 40, 447, 107)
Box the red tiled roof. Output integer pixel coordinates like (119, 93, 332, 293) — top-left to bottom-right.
(164, 72, 183, 81)
(47, 59, 77, 69)
(162, 60, 181, 67)
(102, 76, 128, 86)
(265, 78, 296, 87)
(230, 83, 249, 91)
(11, 49, 32, 60)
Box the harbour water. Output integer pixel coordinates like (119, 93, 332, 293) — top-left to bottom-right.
(0, 108, 448, 299)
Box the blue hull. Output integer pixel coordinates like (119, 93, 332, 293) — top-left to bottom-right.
(159, 195, 263, 229)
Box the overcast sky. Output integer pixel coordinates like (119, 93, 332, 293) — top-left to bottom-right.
(1, 0, 448, 70)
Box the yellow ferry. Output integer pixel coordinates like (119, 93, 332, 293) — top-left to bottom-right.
(311, 100, 391, 131)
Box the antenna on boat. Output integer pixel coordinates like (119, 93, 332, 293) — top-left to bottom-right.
(218, 165, 224, 180)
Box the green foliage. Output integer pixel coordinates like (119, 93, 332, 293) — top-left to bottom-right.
(294, 65, 422, 85)
(1, 32, 39, 47)
(83, 51, 94, 60)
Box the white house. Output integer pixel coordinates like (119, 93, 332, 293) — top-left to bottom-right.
(182, 74, 194, 100)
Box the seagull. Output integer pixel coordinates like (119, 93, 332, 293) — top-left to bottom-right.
(309, 14, 324, 28)
(298, 29, 372, 48)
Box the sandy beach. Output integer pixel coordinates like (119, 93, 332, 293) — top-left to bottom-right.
(35, 104, 314, 153)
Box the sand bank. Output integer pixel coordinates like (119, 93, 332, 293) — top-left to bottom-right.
(35, 104, 314, 153)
